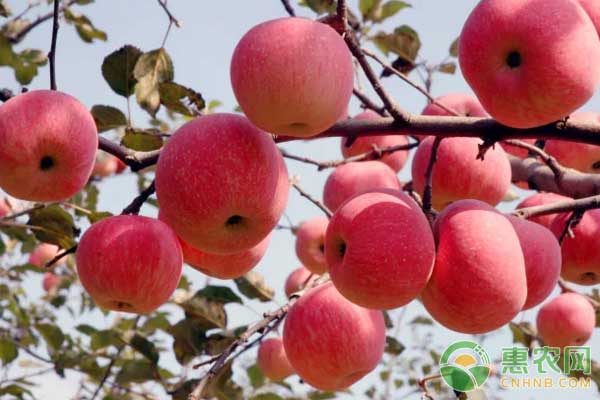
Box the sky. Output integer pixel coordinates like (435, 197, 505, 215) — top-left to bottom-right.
(2, 0, 600, 399)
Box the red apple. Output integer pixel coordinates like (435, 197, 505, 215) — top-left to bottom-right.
(231, 17, 353, 137)
(283, 282, 385, 391)
(115, 158, 127, 174)
(323, 161, 401, 212)
(284, 266, 317, 297)
(422, 200, 527, 333)
(92, 153, 119, 177)
(411, 136, 511, 210)
(537, 293, 596, 348)
(42, 272, 61, 293)
(76, 215, 183, 314)
(257, 337, 295, 381)
(294, 216, 328, 274)
(516, 192, 571, 229)
(178, 234, 270, 279)
(0, 90, 97, 201)
(29, 243, 61, 268)
(551, 209, 600, 285)
(340, 110, 409, 172)
(578, 0, 600, 36)
(0, 198, 10, 218)
(545, 112, 600, 173)
(155, 113, 289, 254)
(325, 190, 435, 309)
(506, 215, 561, 310)
(459, 0, 600, 128)
(422, 92, 487, 118)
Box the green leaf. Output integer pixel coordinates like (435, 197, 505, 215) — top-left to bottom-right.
(509, 322, 536, 348)
(205, 332, 236, 356)
(75, 324, 98, 335)
(246, 363, 265, 389)
(88, 211, 113, 224)
(0, 37, 14, 66)
(0, 338, 18, 364)
(437, 62, 456, 74)
(379, 1, 410, 21)
(179, 294, 227, 330)
(300, 0, 336, 14)
(159, 82, 205, 116)
(195, 286, 242, 304)
(308, 391, 337, 400)
(250, 394, 284, 400)
(101, 45, 143, 97)
(170, 379, 200, 400)
(383, 310, 393, 329)
(384, 336, 405, 355)
(124, 332, 159, 364)
(169, 318, 208, 365)
(133, 48, 174, 116)
(449, 37, 459, 57)
(201, 360, 243, 400)
(27, 205, 78, 249)
(90, 329, 121, 351)
(90, 105, 127, 133)
(121, 128, 163, 151)
(13, 60, 37, 85)
(19, 49, 47, 65)
(35, 323, 64, 352)
(372, 25, 421, 62)
(115, 359, 156, 384)
(360, 0, 378, 18)
(0, 384, 33, 399)
(410, 315, 433, 325)
(142, 313, 171, 333)
(64, 8, 107, 43)
(234, 271, 274, 302)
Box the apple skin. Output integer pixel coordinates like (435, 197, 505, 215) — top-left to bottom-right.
(545, 112, 600, 173)
(411, 136, 511, 210)
(0, 90, 97, 201)
(295, 216, 329, 274)
(42, 272, 61, 293)
(422, 92, 488, 118)
(155, 113, 289, 254)
(551, 209, 600, 285)
(537, 293, 596, 348)
(284, 266, 318, 297)
(257, 337, 295, 381)
(340, 110, 409, 172)
(76, 215, 183, 314)
(29, 243, 61, 268)
(115, 158, 127, 174)
(459, 0, 600, 129)
(516, 192, 571, 229)
(578, 0, 600, 35)
(506, 215, 561, 310)
(283, 282, 385, 391)
(422, 200, 527, 334)
(178, 234, 270, 279)
(325, 190, 435, 309)
(231, 18, 353, 137)
(92, 153, 119, 177)
(323, 161, 401, 212)
(0, 199, 10, 217)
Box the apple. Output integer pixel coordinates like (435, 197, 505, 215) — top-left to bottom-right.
(516, 192, 571, 229)
(295, 216, 328, 274)
(178, 234, 270, 279)
(283, 282, 385, 391)
(0, 90, 97, 201)
(231, 17, 353, 137)
(411, 136, 511, 210)
(155, 113, 289, 254)
(340, 110, 409, 172)
(459, 0, 600, 128)
(257, 337, 295, 381)
(92, 153, 119, 177)
(506, 215, 561, 309)
(115, 158, 127, 174)
(323, 161, 401, 212)
(42, 272, 61, 293)
(422, 92, 488, 118)
(578, 0, 600, 35)
(0, 198, 10, 217)
(422, 200, 527, 333)
(284, 266, 318, 297)
(537, 293, 596, 348)
(325, 190, 435, 309)
(550, 209, 600, 285)
(76, 215, 183, 314)
(545, 112, 600, 173)
(29, 243, 61, 268)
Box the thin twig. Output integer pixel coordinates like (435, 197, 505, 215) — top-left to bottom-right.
(558, 210, 585, 244)
(290, 180, 332, 218)
(0, 204, 45, 221)
(422, 137, 442, 223)
(352, 87, 387, 116)
(280, 0, 295, 16)
(4, 0, 77, 43)
(121, 180, 156, 215)
(45, 245, 76, 268)
(418, 374, 441, 400)
(503, 139, 566, 185)
(512, 194, 600, 220)
(49, 0, 60, 90)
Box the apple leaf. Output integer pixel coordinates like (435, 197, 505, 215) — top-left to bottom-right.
(246, 363, 265, 389)
(249, 393, 284, 400)
(437, 61, 457, 75)
(195, 286, 243, 305)
(27, 205, 78, 249)
(201, 359, 243, 400)
(90, 105, 127, 133)
(121, 128, 163, 151)
(64, 8, 106, 43)
(124, 331, 159, 364)
(372, 25, 421, 62)
(410, 315, 433, 325)
(300, 0, 336, 15)
(449, 37, 459, 57)
(35, 323, 64, 353)
(159, 82, 205, 116)
(0, 338, 18, 364)
(115, 359, 156, 384)
(380, 1, 411, 21)
(308, 391, 337, 399)
(205, 331, 237, 355)
(179, 294, 227, 330)
(385, 336, 405, 355)
(169, 318, 208, 365)
(102, 45, 143, 97)
(509, 321, 536, 348)
(90, 329, 121, 351)
(170, 379, 200, 400)
(234, 271, 274, 302)
(134, 48, 174, 117)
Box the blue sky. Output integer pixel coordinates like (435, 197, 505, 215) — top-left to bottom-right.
(2, 0, 600, 399)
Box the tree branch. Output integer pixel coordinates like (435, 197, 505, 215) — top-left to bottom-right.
(121, 180, 156, 215)
(290, 180, 332, 218)
(48, 0, 60, 90)
(352, 87, 387, 116)
(280, 0, 295, 16)
(513, 194, 600, 220)
(422, 137, 442, 222)
(4, 0, 77, 44)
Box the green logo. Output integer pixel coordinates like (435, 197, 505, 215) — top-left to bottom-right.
(439, 340, 491, 392)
